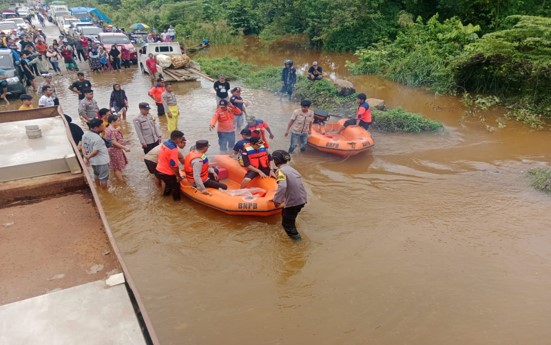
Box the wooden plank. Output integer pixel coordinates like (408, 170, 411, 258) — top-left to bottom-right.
(187, 67, 215, 82)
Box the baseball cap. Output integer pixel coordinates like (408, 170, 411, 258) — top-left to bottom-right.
(218, 99, 228, 106)
(139, 102, 151, 109)
(195, 140, 210, 149)
(246, 116, 256, 122)
(240, 128, 251, 136)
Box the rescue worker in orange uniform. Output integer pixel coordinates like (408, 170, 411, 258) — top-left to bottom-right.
(240, 137, 276, 188)
(184, 140, 228, 195)
(209, 100, 241, 153)
(148, 78, 166, 116)
(246, 116, 275, 149)
(155, 130, 186, 201)
(338, 93, 372, 133)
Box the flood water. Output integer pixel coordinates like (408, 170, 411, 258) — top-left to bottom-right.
(24, 23, 551, 344)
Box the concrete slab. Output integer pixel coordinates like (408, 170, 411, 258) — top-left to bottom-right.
(0, 279, 147, 345)
(0, 117, 80, 182)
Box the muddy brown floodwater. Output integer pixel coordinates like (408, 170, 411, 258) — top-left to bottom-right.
(22, 23, 551, 344)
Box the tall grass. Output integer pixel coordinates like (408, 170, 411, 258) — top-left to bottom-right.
(527, 168, 551, 193)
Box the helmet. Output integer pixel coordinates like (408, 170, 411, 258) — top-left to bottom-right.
(284, 59, 293, 66)
(272, 150, 291, 165)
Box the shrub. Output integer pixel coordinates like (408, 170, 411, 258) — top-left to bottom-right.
(347, 15, 480, 93)
(195, 57, 253, 81)
(527, 168, 551, 193)
(372, 108, 444, 133)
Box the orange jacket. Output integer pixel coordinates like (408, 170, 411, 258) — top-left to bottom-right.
(210, 105, 240, 132)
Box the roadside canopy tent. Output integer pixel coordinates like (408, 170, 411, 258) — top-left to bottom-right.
(70, 7, 112, 23)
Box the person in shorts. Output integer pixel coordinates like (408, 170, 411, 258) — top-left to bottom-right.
(82, 118, 110, 189)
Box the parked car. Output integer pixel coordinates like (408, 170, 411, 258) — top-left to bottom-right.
(98, 33, 137, 64)
(79, 26, 102, 43)
(138, 42, 199, 82)
(53, 11, 70, 25)
(48, 5, 68, 20)
(16, 8, 30, 17)
(1, 10, 17, 20)
(0, 21, 17, 35)
(68, 22, 93, 37)
(0, 50, 26, 97)
(11, 17, 30, 31)
(58, 16, 79, 35)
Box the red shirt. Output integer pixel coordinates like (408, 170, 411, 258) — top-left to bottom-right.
(60, 49, 73, 62)
(80, 37, 89, 47)
(35, 42, 48, 55)
(146, 58, 158, 73)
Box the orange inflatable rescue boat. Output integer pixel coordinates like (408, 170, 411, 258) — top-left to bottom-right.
(179, 155, 282, 217)
(308, 118, 374, 157)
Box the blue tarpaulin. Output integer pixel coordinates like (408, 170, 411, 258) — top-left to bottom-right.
(69, 7, 112, 23)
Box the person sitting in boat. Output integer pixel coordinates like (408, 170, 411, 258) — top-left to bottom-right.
(307, 61, 323, 81)
(246, 116, 275, 149)
(240, 137, 276, 188)
(337, 93, 372, 133)
(156, 130, 187, 202)
(233, 128, 252, 166)
(184, 140, 228, 196)
(312, 109, 330, 135)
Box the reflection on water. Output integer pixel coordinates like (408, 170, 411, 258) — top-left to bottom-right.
(29, 23, 551, 345)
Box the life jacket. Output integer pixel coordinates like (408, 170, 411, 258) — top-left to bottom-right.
(244, 143, 270, 169)
(357, 102, 372, 123)
(184, 150, 209, 183)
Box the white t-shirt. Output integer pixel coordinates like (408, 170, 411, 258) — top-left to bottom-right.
(38, 95, 55, 107)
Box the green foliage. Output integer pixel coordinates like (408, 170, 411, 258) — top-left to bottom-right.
(293, 79, 340, 106)
(195, 57, 254, 81)
(245, 67, 281, 91)
(372, 108, 444, 133)
(226, 0, 262, 35)
(454, 15, 551, 122)
(348, 15, 480, 93)
(527, 168, 551, 193)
